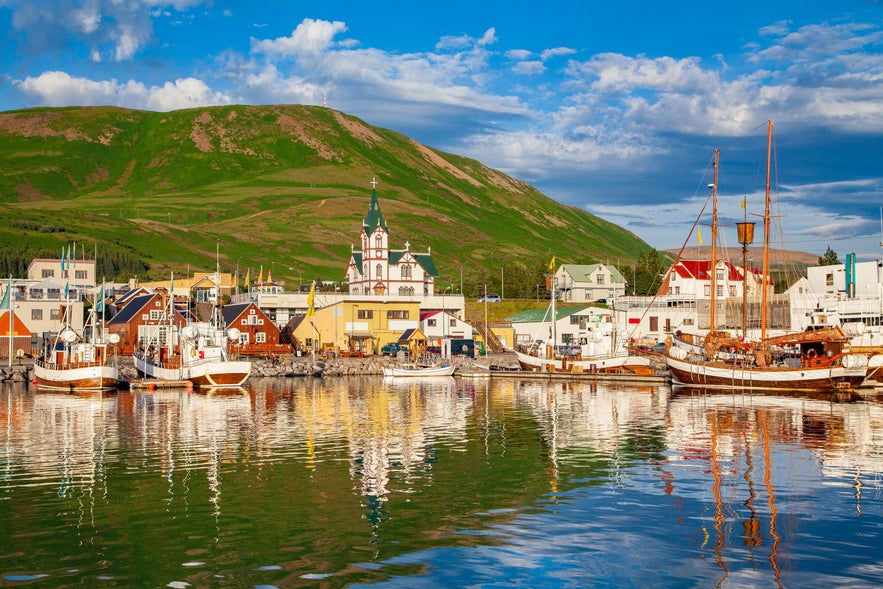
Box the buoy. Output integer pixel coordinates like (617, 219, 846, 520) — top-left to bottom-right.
(148, 383, 155, 391)
(185, 381, 194, 391)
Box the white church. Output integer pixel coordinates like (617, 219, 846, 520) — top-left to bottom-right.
(346, 183, 439, 296)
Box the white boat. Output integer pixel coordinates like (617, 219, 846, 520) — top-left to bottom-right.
(133, 269, 251, 388)
(382, 363, 457, 377)
(134, 322, 251, 387)
(514, 347, 656, 376)
(34, 276, 121, 392)
(661, 122, 868, 393)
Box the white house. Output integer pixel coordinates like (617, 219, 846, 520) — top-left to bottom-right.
(555, 264, 626, 303)
(420, 310, 473, 346)
(507, 305, 620, 355)
(346, 184, 439, 297)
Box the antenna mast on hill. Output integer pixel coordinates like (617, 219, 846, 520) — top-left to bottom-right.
(323, 91, 327, 108)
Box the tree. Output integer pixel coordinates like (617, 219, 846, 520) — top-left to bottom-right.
(818, 246, 840, 266)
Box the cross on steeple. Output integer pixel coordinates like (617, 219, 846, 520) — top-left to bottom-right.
(370, 177, 378, 189)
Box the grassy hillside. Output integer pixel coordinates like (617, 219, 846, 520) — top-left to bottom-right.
(0, 105, 653, 295)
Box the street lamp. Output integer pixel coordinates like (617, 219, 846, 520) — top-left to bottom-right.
(289, 267, 303, 290)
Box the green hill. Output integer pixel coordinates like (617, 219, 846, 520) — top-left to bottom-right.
(0, 104, 653, 296)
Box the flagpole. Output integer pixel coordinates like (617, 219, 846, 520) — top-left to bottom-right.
(7, 276, 13, 368)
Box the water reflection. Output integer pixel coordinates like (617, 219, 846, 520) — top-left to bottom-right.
(0, 379, 881, 587)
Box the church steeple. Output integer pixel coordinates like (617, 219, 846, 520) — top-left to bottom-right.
(362, 178, 388, 235)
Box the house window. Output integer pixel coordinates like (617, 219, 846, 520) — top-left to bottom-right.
(41, 269, 54, 278)
(47, 288, 60, 300)
(826, 273, 834, 286)
(31, 309, 43, 320)
(716, 271, 724, 281)
(428, 318, 437, 327)
(255, 332, 266, 343)
(717, 285, 724, 297)
(376, 264, 383, 279)
(51, 309, 60, 320)
(150, 310, 163, 321)
(729, 285, 736, 297)
(449, 318, 456, 327)
(29, 288, 43, 300)
(357, 310, 373, 319)
(402, 265, 412, 279)
(704, 285, 711, 296)
(75, 270, 87, 280)
(596, 274, 605, 285)
(387, 310, 409, 319)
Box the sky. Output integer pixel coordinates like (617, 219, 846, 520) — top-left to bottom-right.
(2, 1, 883, 261)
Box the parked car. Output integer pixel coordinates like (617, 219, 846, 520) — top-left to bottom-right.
(381, 342, 406, 356)
(478, 294, 501, 303)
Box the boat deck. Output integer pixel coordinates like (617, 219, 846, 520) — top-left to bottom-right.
(128, 378, 193, 391)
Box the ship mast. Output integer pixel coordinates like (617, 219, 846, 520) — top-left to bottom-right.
(709, 149, 720, 335)
(760, 120, 773, 348)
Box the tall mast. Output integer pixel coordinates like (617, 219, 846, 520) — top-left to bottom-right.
(760, 120, 773, 346)
(709, 149, 720, 334)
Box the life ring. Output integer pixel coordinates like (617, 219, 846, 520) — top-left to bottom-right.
(15, 349, 23, 358)
(190, 348, 197, 358)
(807, 349, 818, 359)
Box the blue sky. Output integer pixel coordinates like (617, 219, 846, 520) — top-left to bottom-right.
(2, 1, 883, 261)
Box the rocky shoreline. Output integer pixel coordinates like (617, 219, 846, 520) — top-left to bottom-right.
(0, 352, 520, 384)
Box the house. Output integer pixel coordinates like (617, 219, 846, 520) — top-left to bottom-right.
(140, 272, 237, 305)
(507, 305, 615, 351)
(0, 310, 34, 359)
(28, 257, 95, 286)
(290, 298, 422, 356)
(106, 292, 185, 355)
(346, 183, 439, 296)
(222, 302, 290, 356)
(555, 264, 626, 303)
(420, 310, 473, 347)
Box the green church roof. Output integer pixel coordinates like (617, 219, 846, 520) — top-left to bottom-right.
(363, 189, 388, 235)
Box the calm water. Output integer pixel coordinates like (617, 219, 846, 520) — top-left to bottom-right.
(1, 377, 882, 588)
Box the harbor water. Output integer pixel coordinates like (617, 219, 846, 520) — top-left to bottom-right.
(1, 376, 882, 587)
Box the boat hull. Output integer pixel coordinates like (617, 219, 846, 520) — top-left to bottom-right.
(664, 353, 866, 392)
(134, 355, 251, 387)
(382, 364, 457, 377)
(515, 350, 653, 374)
(33, 360, 120, 392)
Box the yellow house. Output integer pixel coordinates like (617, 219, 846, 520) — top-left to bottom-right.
(292, 298, 422, 356)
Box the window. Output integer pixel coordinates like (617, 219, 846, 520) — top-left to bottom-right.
(375, 264, 383, 279)
(704, 285, 711, 296)
(255, 332, 266, 343)
(357, 309, 373, 319)
(150, 310, 163, 321)
(717, 285, 724, 297)
(428, 318, 437, 327)
(51, 309, 60, 320)
(596, 274, 605, 285)
(47, 288, 61, 300)
(375, 235, 383, 250)
(716, 271, 724, 281)
(29, 288, 43, 300)
(387, 310, 409, 319)
(729, 285, 736, 297)
(449, 318, 456, 328)
(649, 316, 659, 331)
(41, 269, 54, 278)
(826, 272, 834, 287)
(75, 270, 87, 280)
(402, 265, 412, 279)
(31, 309, 43, 320)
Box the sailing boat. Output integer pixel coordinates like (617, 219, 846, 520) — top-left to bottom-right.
(34, 270, 121, 392)
(662, 121, 868, 392)
(514, 260, 664, 381)
(133, 270, 251, 387)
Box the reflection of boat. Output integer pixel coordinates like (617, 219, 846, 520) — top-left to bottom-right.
(515, 347, 659, 377)
(661, 122, 868, 393)
(382, 363, 457, 377)
(34, 275, 121, 392)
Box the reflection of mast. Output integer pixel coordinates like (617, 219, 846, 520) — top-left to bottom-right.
(760, 412, 783, 589)
(741, 421, 763, 552)
(710, 415, 729, 585)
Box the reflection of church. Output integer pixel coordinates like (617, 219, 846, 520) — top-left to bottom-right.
(346, 182, 438, 296)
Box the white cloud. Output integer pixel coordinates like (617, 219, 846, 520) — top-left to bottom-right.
(540, 47, 576, 60)
(251, 18, 348, 58)
(15, 71, 230, 111)
(512, 61, 545, 75)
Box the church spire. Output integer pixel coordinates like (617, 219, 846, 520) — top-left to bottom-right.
(363, 177, 388, 235)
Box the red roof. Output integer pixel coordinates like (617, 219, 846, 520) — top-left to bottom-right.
(672, 260, 765, 282)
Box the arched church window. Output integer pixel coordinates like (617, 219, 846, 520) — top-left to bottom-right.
(376, 264, 383, 279)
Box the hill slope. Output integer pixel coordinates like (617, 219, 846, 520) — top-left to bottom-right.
(0, 105, 652, 295)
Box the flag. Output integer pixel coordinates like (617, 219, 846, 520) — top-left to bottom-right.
(258, 265, 263, 285)
(740, 196, 746, 209)
(697, 228, 703, 245)
(306, 282, 315, 318)
(244, 267, 250, 289)
(95, 283, 105, 314)
(0, 277, 10, 310)
(267, 268, 272, 283)
(548, 256, 556, 271)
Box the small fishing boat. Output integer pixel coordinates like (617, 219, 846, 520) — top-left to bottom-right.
(382, 363, 457, 377)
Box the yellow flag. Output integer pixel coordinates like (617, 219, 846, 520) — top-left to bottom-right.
(258, 265, 263, 285)
(548, 256, 556, 271)
(307, 282, 315, 318)
(740, 196, 746, 209)
(697, 228, 703, 245)
(244, 267, 250, 288)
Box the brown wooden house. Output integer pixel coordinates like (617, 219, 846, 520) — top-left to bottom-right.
(106, 292, 186, 355)
(222, 302, 291, 357)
